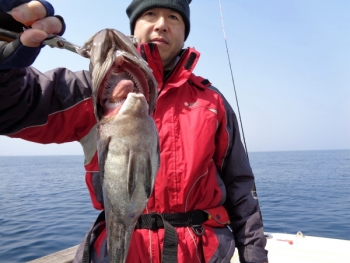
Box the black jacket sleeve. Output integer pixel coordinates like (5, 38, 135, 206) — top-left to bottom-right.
(0, 67, 95, 143)
(216, 90, 268, 263)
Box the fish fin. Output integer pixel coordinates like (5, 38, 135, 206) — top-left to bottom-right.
(127, 150, 156, 199)
(98, 136, 112, 182)
(144, 153, 152, 198)
(127, 151, 136, 200)
(145, 139, 160, 198)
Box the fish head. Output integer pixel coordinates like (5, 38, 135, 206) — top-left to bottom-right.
(78, 29, 158, 120)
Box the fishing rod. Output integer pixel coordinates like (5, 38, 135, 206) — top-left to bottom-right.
(217, 0, 263, 222)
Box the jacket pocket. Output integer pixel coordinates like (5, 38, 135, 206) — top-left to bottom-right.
(202, 226, 235, 263)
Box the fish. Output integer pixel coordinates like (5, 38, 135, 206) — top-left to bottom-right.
(78, 29, 159, 263)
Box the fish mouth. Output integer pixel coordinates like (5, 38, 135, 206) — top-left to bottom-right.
(98, 57, 150, 118)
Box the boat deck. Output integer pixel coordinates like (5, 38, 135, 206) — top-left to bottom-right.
(27, 245, 78, 263)
(28, 232, 350, 263)
(232, 232, 350, 263)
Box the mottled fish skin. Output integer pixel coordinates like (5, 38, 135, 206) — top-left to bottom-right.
(78, 29, 157, 119)
(79, 29, 159, 263)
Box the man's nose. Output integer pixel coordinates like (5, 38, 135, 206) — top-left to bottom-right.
(154, 17, 167, 32)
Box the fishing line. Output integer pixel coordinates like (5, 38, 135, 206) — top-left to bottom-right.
(217, 0, 263, 222)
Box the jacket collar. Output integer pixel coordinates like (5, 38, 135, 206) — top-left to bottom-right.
(137, 44, 201, 92)
(164, 47, 200, 89)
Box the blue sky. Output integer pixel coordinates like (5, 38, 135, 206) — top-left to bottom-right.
(1, 0, 349, 156)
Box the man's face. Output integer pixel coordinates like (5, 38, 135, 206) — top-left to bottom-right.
(134, 8, 185, 70)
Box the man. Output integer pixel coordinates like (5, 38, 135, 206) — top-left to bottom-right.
(0, 0, 268, 262)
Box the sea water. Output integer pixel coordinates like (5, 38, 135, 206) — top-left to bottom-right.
(0, 150, 349, 262)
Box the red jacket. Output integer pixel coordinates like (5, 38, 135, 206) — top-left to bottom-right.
(0, 43, 267, 263)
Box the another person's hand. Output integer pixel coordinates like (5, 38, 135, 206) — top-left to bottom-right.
(0, 0, 65, 69)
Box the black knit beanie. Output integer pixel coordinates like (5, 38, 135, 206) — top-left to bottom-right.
(126, 0, 192, 41)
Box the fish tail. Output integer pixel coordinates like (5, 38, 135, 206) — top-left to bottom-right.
(107, 216, 133, 263)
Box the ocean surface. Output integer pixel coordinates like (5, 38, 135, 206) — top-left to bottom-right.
(0, 150, 349, 262)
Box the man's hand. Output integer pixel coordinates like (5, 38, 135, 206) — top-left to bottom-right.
(11, 0, 63, 47)
(0, 0, 65, 69)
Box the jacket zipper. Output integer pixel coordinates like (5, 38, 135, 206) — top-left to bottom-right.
(158, 49, 188, 97)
